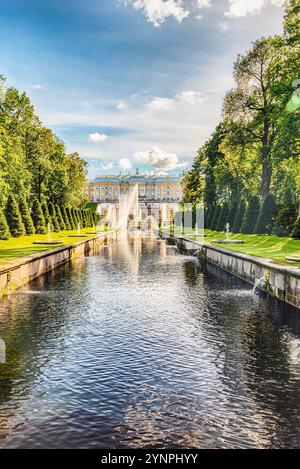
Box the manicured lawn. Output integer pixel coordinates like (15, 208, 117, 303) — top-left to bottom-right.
(165, 227, 300, 266)
(0, 228, 112, 267)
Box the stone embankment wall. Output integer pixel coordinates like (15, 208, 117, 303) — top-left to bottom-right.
(160, 232, 300, 310)
(0, 231, 117, 297)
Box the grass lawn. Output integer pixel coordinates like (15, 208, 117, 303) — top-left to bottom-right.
(165, 227, 300, 266)
(0, 228, 113, 267)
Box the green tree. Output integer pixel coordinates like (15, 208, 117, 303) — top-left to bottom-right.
(255, 194, 277, 234)
(241, 196, 260, 234)
(19, 195, 35, 235)
(42, 202, 52, 230)
(211, 205, 221, 231)
(56, 205, 66, 231)
(291, 216, 300, 239)
(217, 202, 229, 232)
(5, 194, 25, 237)
(0, 208, 10, 240)
(232, 200, 246, 233)
(31, 199, 46, 234)
(61, 207, 71, 231)
(48, 202, 60, 232)
(66, 207, 76, 230)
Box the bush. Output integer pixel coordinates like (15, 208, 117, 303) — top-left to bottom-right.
(32, 199, 47, 234)
(61, 207, 71, 231)
(48, 203, 60, 232)
(216, 202, 229, 231)
(211, 205, 221, 231)
(5, 194, 25, 237)
(255, 194, 277, 234)
(19, 195, 35, 235)
(0, 208, 10, 240)
(273, 204, 298, 237)
(291, 216, 300, 239)
(241, 196, 260, 234)
(232, 200, 246, 233)
(56, 205, 66, 231)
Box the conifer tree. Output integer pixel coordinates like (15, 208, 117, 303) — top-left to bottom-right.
(66, 207, 76, 230)
(5, 194, 25, 237)
(255, 194, 277, 234)
(56, 205, 66, 231)
(48, 202, 60, 232)
(241, 196, 260, 234)
(211, 205, 221, 231)
(217, 202, 229, 232)
(19, 195, 35, 235)
(32, 199, 47, 234)
(61, 207, 71, 231)
(42, 202, 53, 231)
(232, 200, 246, 233)
(0, 208, 10, 240)
(291, 216, 300, 239)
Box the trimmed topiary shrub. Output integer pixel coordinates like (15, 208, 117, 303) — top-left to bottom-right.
(32, 199, 47, 234)
(205, 206, 214, 229)
(48, 203, 60, 232)
(273, 204, 297, 237)
(66, 207, 76, 230)
(19, 195, 35, 235)
(232, 200, 246, 233)
(228, 200, 238, 228)
(255, 193, 277, 234)
(42, 202, 53, 231)
(61, 207, 71, 231)
(56, 205, 66, 231)
(5, 194, 25, 237)
(211, 205, 221, 231)
(0, 208, 10, 240)
(216, 202, 229, 232)
(241, 196, 260, 234)
(291, 216, 300, 239)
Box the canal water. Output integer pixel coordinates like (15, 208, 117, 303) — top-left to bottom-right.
(0, 235, 300, 449)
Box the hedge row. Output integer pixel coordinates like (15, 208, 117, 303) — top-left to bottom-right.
(205, 191, 300, 239)
(0, 194, 98, 240)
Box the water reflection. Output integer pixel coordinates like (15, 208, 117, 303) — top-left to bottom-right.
(0, 235, 300, 448)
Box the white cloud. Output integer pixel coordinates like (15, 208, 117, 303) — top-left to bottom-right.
(117, 100, 128, 110)
(196, 0, 211, 7)
(177, 90, 205, 104)
(225, 0, 283, 18)
(135, 146, 188, 170)
(88, 132, 108, 142)
(119, 158, 133, 169)
(124, 0, 190, 27)
(31, 84, 46, 90)
(101, 161, 114, 170)
(146, 96, 174, 111)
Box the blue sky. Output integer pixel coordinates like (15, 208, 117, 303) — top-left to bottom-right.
(0, 0, 285, 177)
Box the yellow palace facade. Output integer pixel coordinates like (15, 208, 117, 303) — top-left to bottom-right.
(84, 171, 183, 226)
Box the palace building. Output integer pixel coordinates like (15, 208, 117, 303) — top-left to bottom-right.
(84, 170, 183, 227)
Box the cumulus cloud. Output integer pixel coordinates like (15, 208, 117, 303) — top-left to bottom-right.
(100, 161, 114, 170)
(119, 158, 133, 169)
(146, 90, 204, 112)
(127, 0, 190, 27)
(120, 0, 283, 25)
(177, 90, 205, 104)
(31, 84, 46, 90)
(135, 146, 188, 171)
(88, 132, 108, 142)
(117, 100, 127, 110)
(224, 0, 284, 18)
(146, 96, 174, 111)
